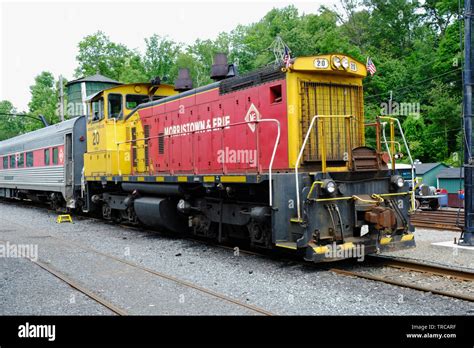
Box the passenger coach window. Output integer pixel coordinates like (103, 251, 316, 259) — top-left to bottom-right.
(9, 155, 15, 168)
(26, 152, 34, 167)
(2, 156, 7, 169)
(126, 94, 149, 109)
(17, 153, 24, 168)
(52, 148, 58, 165)
(44, 149, 50, 165)
(108, 94, 123, 119)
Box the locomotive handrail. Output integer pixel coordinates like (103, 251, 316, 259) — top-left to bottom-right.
(114, 119, 281, 206)
(378, 116, 416, 212)
(294, 115, 354, 221)
(380, 122, 392, 159)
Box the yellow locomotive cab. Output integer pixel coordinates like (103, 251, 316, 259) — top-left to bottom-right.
(84, 83, 177, 178)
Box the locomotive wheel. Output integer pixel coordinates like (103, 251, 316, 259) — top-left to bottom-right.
(248, 221, 272, 249)
(102, 203, 112, 220)
(429, 200, 440, 211)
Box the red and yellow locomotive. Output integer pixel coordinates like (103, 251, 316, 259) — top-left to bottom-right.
(82, 53, 415, 261)
(0, 53, 416, 262)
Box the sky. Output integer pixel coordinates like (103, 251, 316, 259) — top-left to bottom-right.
(0, 0, 338, 111)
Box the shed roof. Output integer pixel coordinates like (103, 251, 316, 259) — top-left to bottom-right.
(437, 167, 464, 179)
(414, 163, 447, 175)
(66, 74, 121, 86)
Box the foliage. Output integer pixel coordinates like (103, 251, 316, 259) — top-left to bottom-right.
(28, 71, 61, 129)
(144, 35, 180, 83)
(75, 31, 135, 81)
(0, 100, 24, 141)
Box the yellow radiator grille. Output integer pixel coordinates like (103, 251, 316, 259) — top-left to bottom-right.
(300, 81, 364, 162)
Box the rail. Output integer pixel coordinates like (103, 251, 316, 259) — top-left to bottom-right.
(294, 115, 354, 221)
(115, 119, 281, 206)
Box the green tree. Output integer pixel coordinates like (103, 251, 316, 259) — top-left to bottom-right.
(421, 0, 459, 36)
(336, 0, 372, 50)
(75, 31, 135, 81)
(119, 54, 148, 83)
(402, 114, 427, 160)
(28, 71, 59, 128)
(422, 81, 462, 161)
(144, 34, 180, 83)
(362, 0, 421, 57)
(0, 100, 24, 141)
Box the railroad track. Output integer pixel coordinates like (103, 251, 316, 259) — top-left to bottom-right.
(325, 255, 474, 303)
(411, 209, 464, 231)
(28, 257, 129, 315)
(50, 234, 274, 316)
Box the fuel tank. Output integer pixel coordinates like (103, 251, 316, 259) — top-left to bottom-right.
(133, 197, 187, 233)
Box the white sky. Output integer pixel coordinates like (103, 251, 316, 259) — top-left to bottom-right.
(0, 0, 338, 112)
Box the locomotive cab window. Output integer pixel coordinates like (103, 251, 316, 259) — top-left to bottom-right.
(126, 94, 149, 110)
(91, 98, 104, 122)
(52, 147, 58, 165)
(108, 94, 123, 120)
(3, 156, 8, 169)
(26, 152, 34, 167)
(44, 149, 50, 165)
(270, 84, 282, 104)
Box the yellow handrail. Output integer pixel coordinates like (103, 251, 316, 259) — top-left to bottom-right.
(307, 181, 324, 199)
(294, 115, 354, 221)
(311, 191, 409, 203)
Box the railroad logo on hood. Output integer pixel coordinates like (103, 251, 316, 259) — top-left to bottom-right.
(245, 103, 260, 133)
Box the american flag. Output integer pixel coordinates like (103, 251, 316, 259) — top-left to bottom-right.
(366, 57, 377, 76)
(283, 46, 291, 68)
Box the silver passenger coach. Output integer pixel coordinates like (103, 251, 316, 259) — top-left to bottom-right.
(0, 116, 86, 208)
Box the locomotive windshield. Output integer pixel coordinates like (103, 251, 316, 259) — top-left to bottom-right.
(126, 94, 149, 109)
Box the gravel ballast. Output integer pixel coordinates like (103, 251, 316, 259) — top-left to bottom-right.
(0, 257, 114, 315)
(383, 227, 474, 271)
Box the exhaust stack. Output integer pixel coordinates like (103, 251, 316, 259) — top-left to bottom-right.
(211, 53, 238, 81)
(174, 68, 193, 92)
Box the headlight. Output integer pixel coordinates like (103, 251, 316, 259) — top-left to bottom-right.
(322, 179, 337, 194)
(332, 56, 341, 69)
(391, 175, 405, 188)
(341, 57, 349, 69)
